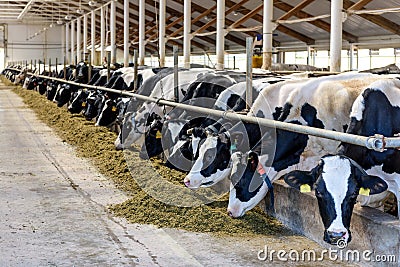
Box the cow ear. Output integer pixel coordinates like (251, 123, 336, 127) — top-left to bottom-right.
(359, 175, 388, 195)
(284, 169, 318, 192)
(247, 151, 259, 172)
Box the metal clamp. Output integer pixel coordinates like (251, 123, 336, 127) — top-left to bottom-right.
(365, 134, 386, 152)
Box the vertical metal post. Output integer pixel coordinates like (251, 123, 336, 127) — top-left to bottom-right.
(246, 37, 253, 111)
(65, 24, 69, 65)
(173, 46, 179, 102)
(159, 0, 166, 67)
(183, 0, 191, 68)
(107, 51, 111, 82)
(83, 14, 88, 57)
(48, 58, 51, 76)
(30, 59, 32, 71)
(100, 6, 105, 65)
(261, 0, 273, 70)
(216, 0, 225, 70)
(71, 20, 75, 65)
(77, 17, 81, 62)
(330, 0, 343, 72)
(124, 0, 130, 67)
(63, 56, 67, 80)
(88, 54, 92, 82)
(91, 10, 96, 66)
(133, 49, 138, 91)
(110, 0, 116, 64)
(138, 0, 145, 65)
(38, 59, 41, 74)
(34, 59, 36, 72)
(349, 43, 355, 71)
(55, 58, 58, 75)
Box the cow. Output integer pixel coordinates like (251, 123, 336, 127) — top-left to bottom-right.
(138, 72, 241, 161)
(123, 68, 214, 146)
(225, 73, 391, 219)
(284, 77, 400, 245)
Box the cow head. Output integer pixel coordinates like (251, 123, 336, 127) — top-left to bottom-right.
(284, 154, 388, 245)
(227, 151, 272, 218)
(139, 114, 163, 159)
(68, 89, 88, 114)
(183, 128, 241, 189)
(95, 98, 118, 127)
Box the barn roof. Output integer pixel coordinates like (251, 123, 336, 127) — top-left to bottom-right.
(2, 0, 400, 54)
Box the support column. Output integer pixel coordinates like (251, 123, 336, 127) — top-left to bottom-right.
(66, 23, 69, 64)
(110, 0, 116, 64)
(124, 0, 130, 67)
(216, 0, 225, 70)
(139, 0, 145, 65)
(100, 6, 105, 65)
(183, 0, 191, 68)
(61, 25, 65, 64)
(159, 0, 166, 67)
(349, 43, 355, 71)
(77, 17, 81, 62)
(330, 0, 343, 72)
(91, 10, 96, 65)
(83, 14, 88, 60)
(71, 20, 75, 65)
(261, 0, 273, 70)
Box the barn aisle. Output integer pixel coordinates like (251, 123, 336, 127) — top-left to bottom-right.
(0, 86, 204, 266)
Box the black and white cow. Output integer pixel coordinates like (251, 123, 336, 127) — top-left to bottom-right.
(138, 72, 241, 161)
(114, 68, 177, 150)
(125, 68, 214, 145)
(284, 77, 400, 245)
(226, 73, 390, 219)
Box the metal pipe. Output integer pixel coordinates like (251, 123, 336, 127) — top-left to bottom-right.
(173, 45, 179, 102)
(133, 49, 138, 91)
(159, 0, 166, 67)
(61, 25, 65, 63)
(123, 0, 130, 67)
(65, 23, 70, 65)
(83, 14, 88, 59)
(71, 20, 75, 65)
(183, 0, 191, 68)
(100, 6, 105, 66)
(216, 0, 225, 70)
(91, 10, 96, 66)
(88, 53, 92, 82)
(55, 58, 58, 74)
(77, 17, 81, 63)
(262, 0, 273, 70)
(107, 52, 111, 82)
(246, 37, 252, 111)
(139, 0, 145, 65)
(110, 0, 116, 64)
(25, 70, 400, 152)
(330, 0, 343, 72)
(349, 43, 355, 71)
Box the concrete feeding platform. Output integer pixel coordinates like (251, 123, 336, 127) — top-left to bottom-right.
(261, 180, 400, 266)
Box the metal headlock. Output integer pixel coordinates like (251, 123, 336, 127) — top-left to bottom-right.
(7, 68, 400, 152)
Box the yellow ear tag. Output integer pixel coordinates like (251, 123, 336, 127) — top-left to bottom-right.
(300, 184, 311, 193)
(112, 106, 117, 112)
(359, 187, 370, 196)
(156, 130, 162, 139)
(81, 102, 86, 107)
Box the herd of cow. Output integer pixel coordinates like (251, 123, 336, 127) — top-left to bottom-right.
(3, 62, 400, 246)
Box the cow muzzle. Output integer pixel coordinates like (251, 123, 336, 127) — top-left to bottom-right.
(324, 229, 350, 246)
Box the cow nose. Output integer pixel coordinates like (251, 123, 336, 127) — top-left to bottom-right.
(227, 210, 233, 217)
(325, 230, 347, 245)
(184, 180, 190, 187)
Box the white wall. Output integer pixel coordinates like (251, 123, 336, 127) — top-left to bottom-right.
(6, 24, 63, 65)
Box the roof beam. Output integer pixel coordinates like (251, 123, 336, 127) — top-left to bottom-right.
(347, 0, 374, 11)
(274, 0, 358, 43)
(278, 0, 316, 21)
(343, 0, 400, 36)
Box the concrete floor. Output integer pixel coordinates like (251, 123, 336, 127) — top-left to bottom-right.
(0, 85, 357, 266)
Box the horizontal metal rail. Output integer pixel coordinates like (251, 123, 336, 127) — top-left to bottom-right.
(6, 68, 400, 152)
